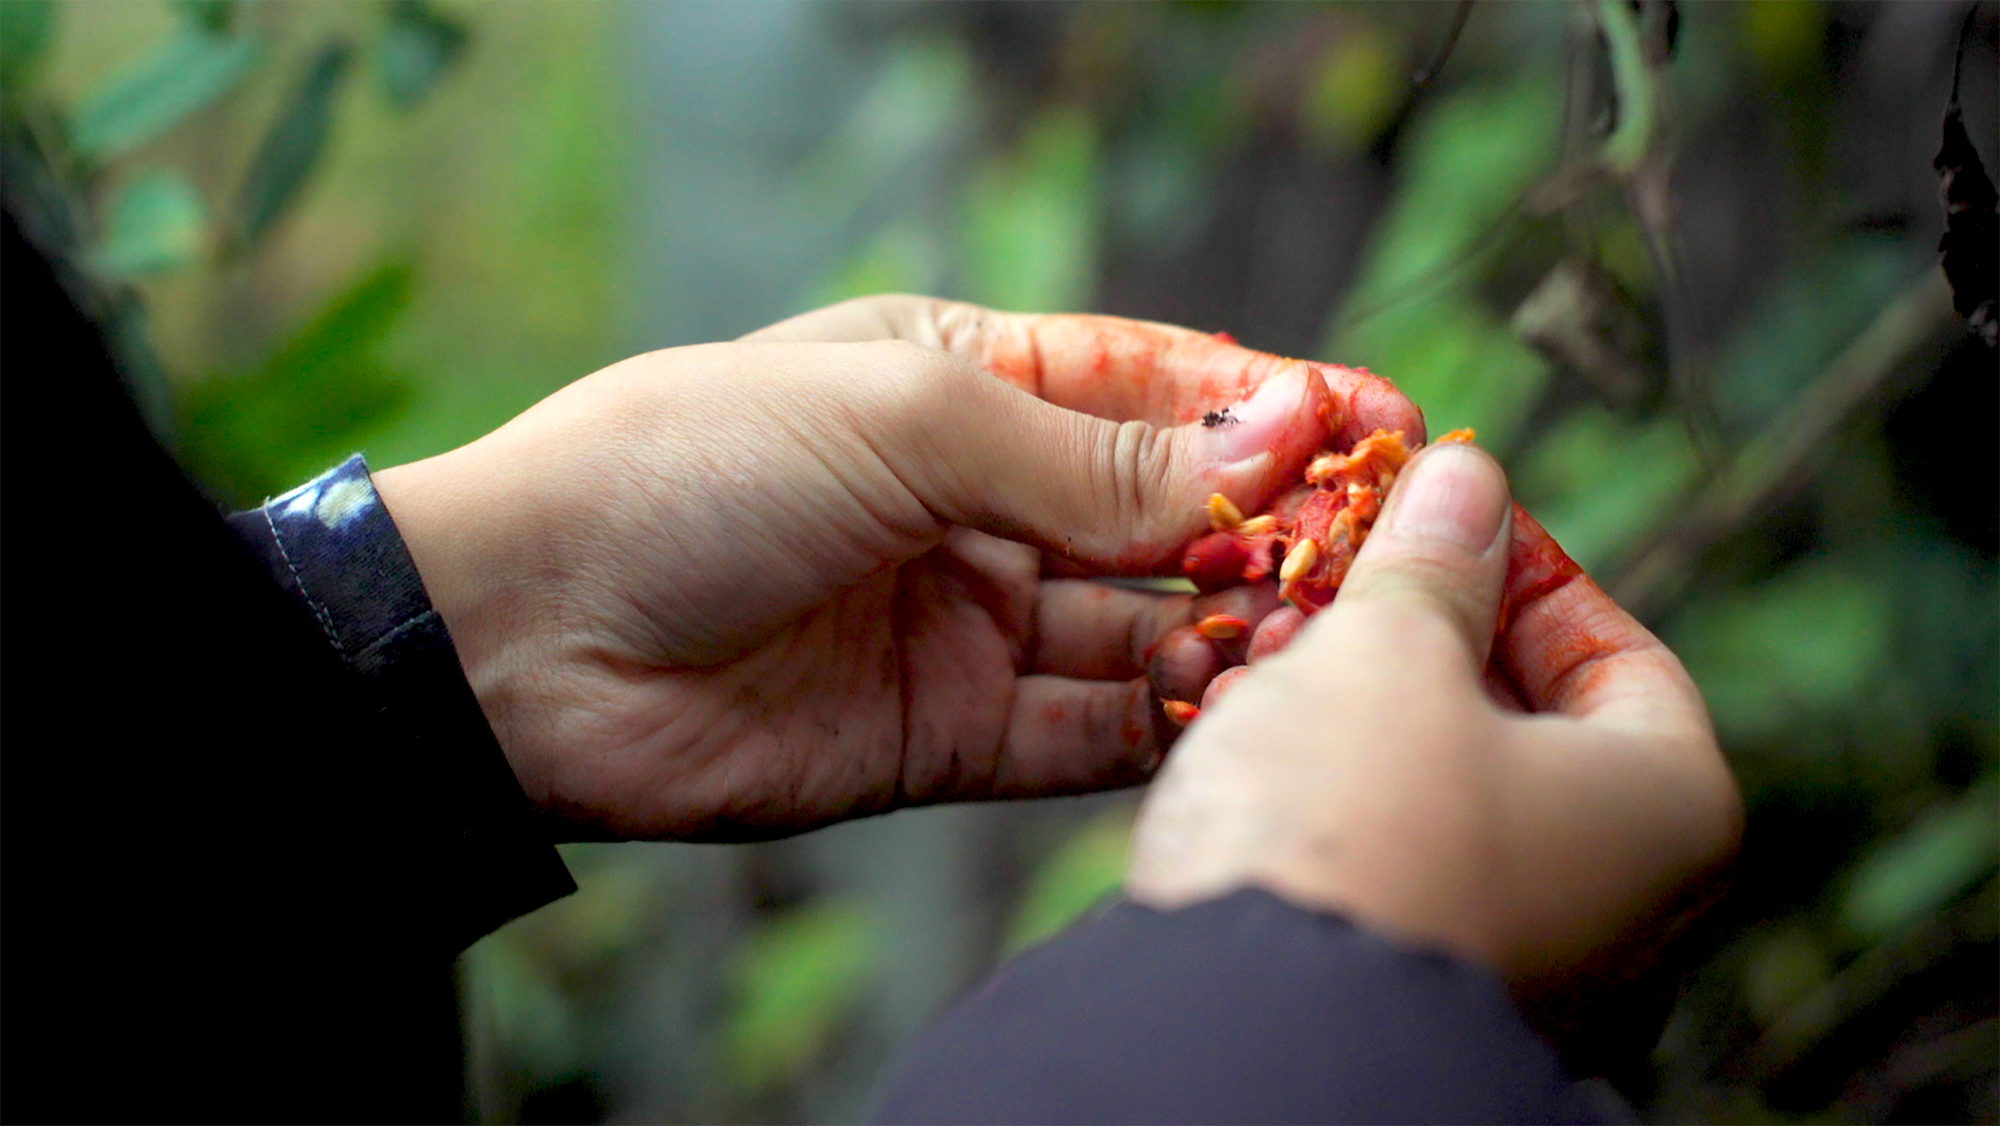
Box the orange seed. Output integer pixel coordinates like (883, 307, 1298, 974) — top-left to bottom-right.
(1206, 493, 1245, 532)
(1195, 614, 1248, 640)
(1279, 537, 1319, 584)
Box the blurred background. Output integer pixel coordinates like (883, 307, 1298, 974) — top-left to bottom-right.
(3, 1, 1994, 1121)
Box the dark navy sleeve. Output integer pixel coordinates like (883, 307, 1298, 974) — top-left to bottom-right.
(874, 888, 1622, 1125)
(6, 209, 562, 1118)
(226, 455, 576, 952)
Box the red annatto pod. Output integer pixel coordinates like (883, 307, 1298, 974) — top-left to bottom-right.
(1156, 424, 1590, 726)
(1186, 426, 1477, 612)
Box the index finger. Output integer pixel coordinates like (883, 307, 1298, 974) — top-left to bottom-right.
(744, 295, 1426, 447)
(1497, 506, 1711, 736)
(938, 304, 1427, 450)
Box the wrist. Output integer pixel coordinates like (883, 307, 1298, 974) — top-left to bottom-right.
(371, 449, 553, 791)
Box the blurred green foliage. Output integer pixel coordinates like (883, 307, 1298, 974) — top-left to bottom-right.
(91, 165, 205, 277)
(178, 260, 414, 500)
(69, 25, 259, 161)
(962, 106, 1101, 314)
(231, 40, 351, 249)
(720, 899, 877, 1096)
(1326, 71, 1560, 450)
(7, 2, 1994, 1123)
(1842, 776, 1999, 943)
(0, 1, 56, 91)
(375, 0, 466, 109)
(1003, 806, 1132, 954)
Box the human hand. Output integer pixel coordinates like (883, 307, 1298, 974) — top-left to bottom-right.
(1125, 441, 1742, 1065)
(372, 296, 1421, 841)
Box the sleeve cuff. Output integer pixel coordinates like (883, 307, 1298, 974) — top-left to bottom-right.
(228, 455, 576, 953)
(873, 887, 1625, 1125)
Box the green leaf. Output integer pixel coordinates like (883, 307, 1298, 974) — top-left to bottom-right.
(90, 167, 207, 278)
(1321, 74, 1563, 445)
(1005, 807, 1133, 953)
(1667, 558, 1897, 747)
(810, 222, 939, 307)
(1511, 406, 1701, 574)
(264, 259, 414, 386)
(1298, 22, 1403, 154)
(1742, 925, 1834, 1025)
(961, 105, 1102, 313)
(172, 0, 236, 33)
(70, 31, 259, 161)
(377, 0, 468, 109)
(176, 261, 416, 505)
(1331, 75, 1560, 312)
(1841, 776, 2000, 943)
(720, 900, 875, 1095)
(233, 41, 352, 248)
(0, 0, 56, 91)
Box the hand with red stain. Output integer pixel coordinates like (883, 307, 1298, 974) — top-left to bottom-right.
(1128, 441, 1742, 1071)
(371, 296, 1420, 841)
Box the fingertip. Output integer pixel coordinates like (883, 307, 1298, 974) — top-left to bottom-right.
(1200, 664, 1252, 710)
(1204, 362, 1338, 518)
(1375, 443, 1511, 556)
(1247, 605, 1305, 663)
(1148, 624, 1223, 706)
(1326, 442, 1514, 674)
(1323, 363, 1427, 448)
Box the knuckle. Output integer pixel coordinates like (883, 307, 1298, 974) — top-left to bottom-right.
(1099, 418, 1178, 533)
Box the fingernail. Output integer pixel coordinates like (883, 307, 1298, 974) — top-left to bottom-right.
(1381, 443, 1508, 553)
(1209, 367, 1309, 465)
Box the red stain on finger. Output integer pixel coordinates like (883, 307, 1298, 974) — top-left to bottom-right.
(1327, 365, 1427, 449)
(1149, 625, 1222, 705)
(1200, 665, 1252, 710)
(1247, 606, 1305, 663)
(1498, 503, 1585, 633)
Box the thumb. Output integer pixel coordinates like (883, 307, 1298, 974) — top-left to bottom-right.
(870, 346, 1331, 569)
(1304, 442, 1514, 675)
